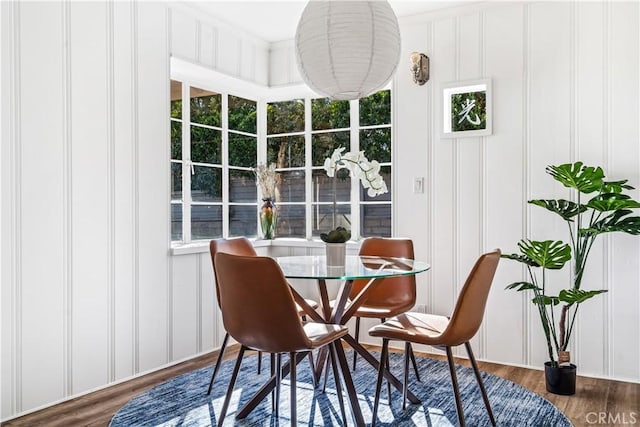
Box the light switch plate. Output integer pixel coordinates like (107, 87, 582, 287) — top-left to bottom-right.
(413, 177, 424, 194)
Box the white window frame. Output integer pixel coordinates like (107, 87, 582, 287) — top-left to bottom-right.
(170, 58, 392, 244)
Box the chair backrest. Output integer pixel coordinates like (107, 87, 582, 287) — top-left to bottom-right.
(440, 249, 501, 346)
(214, 252, 312, 353)
(350, 237, 416, 311)
(209, 238, 257, 309)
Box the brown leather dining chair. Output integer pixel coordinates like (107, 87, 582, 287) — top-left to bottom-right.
(368, 249, 501, 427)
(349, 237, 421, 380)
(206, 237, 318, 395)
(213, 252, 349, 425)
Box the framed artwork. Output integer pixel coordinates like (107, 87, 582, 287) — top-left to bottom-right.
(441, 78, 492, 138)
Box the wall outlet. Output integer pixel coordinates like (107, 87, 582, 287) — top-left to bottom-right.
(415, 304, 427, 313)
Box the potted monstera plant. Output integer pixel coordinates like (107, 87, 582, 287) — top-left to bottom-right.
(503, 162, 640, 395)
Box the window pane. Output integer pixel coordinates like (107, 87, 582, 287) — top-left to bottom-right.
(267, 136, 305, 168)
(360, 89, 390, 126)
(312, 169, 350, 203)
(276, 204, 306, 238)
(229, 169, 257, 203)
(311, 131, 350, 166)
(278, 170, 305, 203)
(267, 99, 304, 134)
(171, 121, 182, 160)
(312, 98, 350, 130)
(170, 80, 182, 119)
(360, 166, 391, 202)
(228, 95, 257, 134)
(192, 166, 222, 202)
(171, 162, 182, 201)
(171, 203, 182, 241)
(229, 205, 257, 237)
(361, 204, 391, 237)
(229, 133, 256, 168)
(191, 205, 222, 240)
(312, 203, 351, 236)
(190, 87, 221, 127)
(360, 128, 391, 163)
(191, 125, 221, 164)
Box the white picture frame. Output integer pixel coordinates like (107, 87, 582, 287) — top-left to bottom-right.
(441, 78, 492, 138)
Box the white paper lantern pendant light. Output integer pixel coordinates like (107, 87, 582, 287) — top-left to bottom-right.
(295, 0, 401, 101)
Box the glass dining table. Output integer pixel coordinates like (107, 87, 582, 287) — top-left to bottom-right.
(234, 254, 431, 425)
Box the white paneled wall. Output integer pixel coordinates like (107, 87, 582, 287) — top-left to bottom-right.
(1, 0, 170, 418)
(269, 0, 640, 382)
(393, 1, 639, 381)
(0, 1, 271, 420)
(1, 0, 638, 422)
(170, 4, 269, 86)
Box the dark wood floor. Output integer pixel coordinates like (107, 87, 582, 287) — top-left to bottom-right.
(2, 344, 638, 427)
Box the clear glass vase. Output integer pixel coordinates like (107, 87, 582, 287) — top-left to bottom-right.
(260, 198, 277, 239)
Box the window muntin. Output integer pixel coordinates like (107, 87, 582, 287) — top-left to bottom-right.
(267, 90, 392, 240)
(171, 80, 258, 243)
(171, 79, 392, 243)
(359, 90, 392, 237)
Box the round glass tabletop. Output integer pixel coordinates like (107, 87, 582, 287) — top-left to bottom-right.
(275, 255, 431, 280)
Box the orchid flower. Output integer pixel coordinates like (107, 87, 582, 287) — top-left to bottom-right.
(323, 147, 388, 197)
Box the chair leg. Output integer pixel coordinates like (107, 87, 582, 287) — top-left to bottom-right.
(371, 339, 389, 427)
(465, 342, 496, 426)
(408, 343, 422, 382)
(352, 317, 360, 370)
(322, 355, 330, 393)
(270, 353, 276, 412)
(257, 350, 262, 374)
(445, 347, 466, 427)
(307, 350, 316, 388)
(290, 352, 297, 425)
(274, 353, 282, 418)
(207, 332, 229, 395)
(328, 343, 348, 425)
(217, 345, 246, 426)
(403, 342, 410, 410)
(381, 318, 391, 401)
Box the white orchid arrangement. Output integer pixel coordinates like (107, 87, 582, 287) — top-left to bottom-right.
(253, 162, 277, 200)
(321, 147, 388, 243)
(323, 147, 388, 197)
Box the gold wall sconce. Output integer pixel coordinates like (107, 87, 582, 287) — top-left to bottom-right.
(410, 52, 429, 85)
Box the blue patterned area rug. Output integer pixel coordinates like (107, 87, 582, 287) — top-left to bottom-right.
(110, 350, 571, 426)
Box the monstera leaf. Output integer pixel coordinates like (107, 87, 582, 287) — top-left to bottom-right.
(505, 281, 542, 292)
(529, 199, 587, 221)
(546, 162, 604, 194)
(602, 179, 634, 194)
(501, 253, 539, 267)
(517, 240, 571, 270)
(587, 193, 640, 212)
(533, 295, 560, 306)
(584, 209, 640, 235)
(558, 289, 607, 305)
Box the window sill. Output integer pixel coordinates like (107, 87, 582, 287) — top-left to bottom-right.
(170, 238, 361, 256)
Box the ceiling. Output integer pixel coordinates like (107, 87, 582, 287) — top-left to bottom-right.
(182, 1, 476, 43)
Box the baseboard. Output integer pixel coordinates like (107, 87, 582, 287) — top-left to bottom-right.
(361, 338, 640, 385)
(0, 347, 219, 423)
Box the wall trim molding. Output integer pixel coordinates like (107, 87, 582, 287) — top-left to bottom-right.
(131, 0, 140, 375)
(106, 0, 116, 385)
(522, 1, 531, 368)
(9, 0, 23, 414)
(603, 0, 612, 378)
(62, 0, 73, 399)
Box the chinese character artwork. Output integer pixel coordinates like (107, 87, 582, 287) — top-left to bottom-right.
(451, 90, 487, 132)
